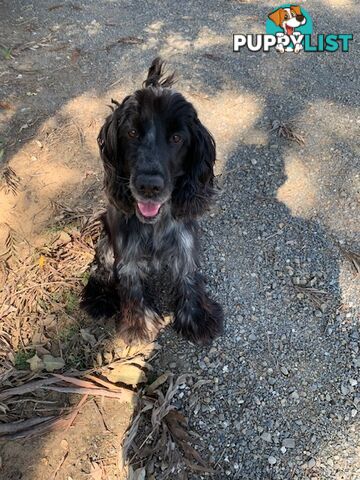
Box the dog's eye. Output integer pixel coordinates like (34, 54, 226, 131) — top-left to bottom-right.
(128, 129, 138, 139)
(284, 13, 289, 19)
(171, 134, 182, 144)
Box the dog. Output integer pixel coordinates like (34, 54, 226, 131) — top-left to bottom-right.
(268, 5, 307, 53)
(81, 58, 224, 345)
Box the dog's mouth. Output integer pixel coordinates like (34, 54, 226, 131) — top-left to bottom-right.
(136, 201, 163, 218)
(286, 25, 294, 35)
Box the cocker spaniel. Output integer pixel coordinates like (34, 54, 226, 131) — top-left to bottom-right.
(81, 58, 224, 345)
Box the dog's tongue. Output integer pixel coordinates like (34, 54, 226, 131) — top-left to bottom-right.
(286, 25, 294, 35)
(137, 202, 161, 218)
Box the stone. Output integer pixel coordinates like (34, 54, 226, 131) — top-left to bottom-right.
(282, 438, 295, 449)
(307, 458, 316, 469)
(261, 432, 272, 443)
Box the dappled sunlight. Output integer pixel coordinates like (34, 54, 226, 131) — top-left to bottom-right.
(0, 86, 134, 247)
(228, 15, 264, 34)
(286, 100, 360, 238)
(159, 32, 192, 56)
(316, 427, 360, 477)
(193, 26, 228, 49)
(7, 398, 134, 480)
(144, 20, 165, 35)
(318, 0, 355, 9)
(0, 144, 83, 246)
(188, 90, 265, 174)
(0, 80, 266, 248)
(277, 155, 317, 217)
(84, 19, 102, 36)
(299, 101, 359, 145)
(150, 27, 228, 57)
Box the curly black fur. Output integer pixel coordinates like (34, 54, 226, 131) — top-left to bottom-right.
(81, 57, 223, 345)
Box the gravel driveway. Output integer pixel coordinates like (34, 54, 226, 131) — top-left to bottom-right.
(1, 0, 359, 479)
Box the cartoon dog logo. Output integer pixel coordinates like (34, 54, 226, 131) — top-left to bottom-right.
(268, 5, 307, 53)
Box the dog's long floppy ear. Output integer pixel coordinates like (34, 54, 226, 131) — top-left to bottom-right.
(172, 118, 216, 218)
(97, 101, 134, 214)
(143, 57, 175, 88)
(290, 5, 302, 16)
(268, 8, 283, 26)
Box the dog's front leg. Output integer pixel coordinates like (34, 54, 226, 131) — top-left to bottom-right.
(115, 263, 163, 345)
(81, 226, 119, 319)
(173, 272, 224, 345)
(171, 226, 223, 344)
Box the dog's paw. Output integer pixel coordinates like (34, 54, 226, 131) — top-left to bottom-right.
(80, 276, 118, 319)
(174, 297, 224, 345)
(117, 324, 154, 345)
(276, 44, 285, 54)
(117, 307, 164, 345)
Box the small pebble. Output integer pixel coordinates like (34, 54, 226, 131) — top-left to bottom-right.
(290, 391, 300, 400)
(307, 458, 316, 469)
(282, 438, 295, 449)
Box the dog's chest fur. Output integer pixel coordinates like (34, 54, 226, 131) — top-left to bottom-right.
(108, 205, 197, 277)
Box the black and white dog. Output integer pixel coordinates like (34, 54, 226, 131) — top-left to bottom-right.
(81, 58, 224, 345)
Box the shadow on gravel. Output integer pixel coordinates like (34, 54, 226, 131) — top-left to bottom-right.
(0, 1, 359, 479)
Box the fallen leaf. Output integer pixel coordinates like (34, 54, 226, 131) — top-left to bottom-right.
(0, 101, 13, 110)
(71, 47, 81, 64)
(146, 371, 171, 394)
(128, 466, 146, 480)
(27, 354, 44, 371)
(38, 255, 46, 269)
(104, 363, 147, 386)
(19, 123, 29, 133)
(124, 341, 160, 359)
(89, 461, 103, 480)
(80, 328, 96, 346)
(43, 355, 65, 372)
(60, 439, 68, 450)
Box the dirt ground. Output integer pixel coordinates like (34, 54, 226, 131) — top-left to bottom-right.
(0, 0, 359, 479)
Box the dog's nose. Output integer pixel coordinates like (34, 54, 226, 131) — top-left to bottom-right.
(296, 14, 305, 22)
(135, 174, 164, 197)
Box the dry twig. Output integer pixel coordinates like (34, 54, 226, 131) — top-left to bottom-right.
(270, 120, 305, 145)
(0, 166, 21, 195)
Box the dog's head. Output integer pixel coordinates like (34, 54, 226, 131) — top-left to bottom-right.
(98, 58, 215, 223)
(268, 5, 306, 35)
